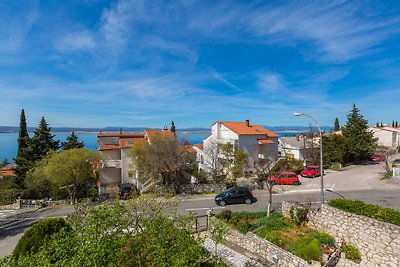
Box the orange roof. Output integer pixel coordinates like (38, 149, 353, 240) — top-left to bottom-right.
(0, 163, 16, 177)
(145, 129, 176, 141)
(99, 138, 147, 151)
(97, 133, 144, 138)
(216, 121, 278, 137)
(193, 144, 204, 149)
(258, 139, 274, 145)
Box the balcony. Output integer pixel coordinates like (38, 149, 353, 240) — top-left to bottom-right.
(101, 160, 122, 168)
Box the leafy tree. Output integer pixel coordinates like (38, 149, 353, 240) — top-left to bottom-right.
(42, 148, 99, 204)
(29, 117, 60, 163)
(220, 144, 248, 181)
(14, 109, 31, 186)
(333, 117, 340, 132)
(5, 197, 206, 266)
(342, 104, 376, 163)
(130, 133, 194, 194)
(24, 153, 54, 199)
(61, 132, 84, 150)
(322, 134, 347, 166)
(201, 137, 223, 183)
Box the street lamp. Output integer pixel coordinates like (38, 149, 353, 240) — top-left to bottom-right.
(293, 112, 325, 204)
(325, 188, 345, 199)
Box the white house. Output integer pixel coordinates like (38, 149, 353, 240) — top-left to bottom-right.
(279, 136, 318, 161)
(370, 127, 400, 148)
(194, 120, 279, 175)
(97, 129, 175, 195)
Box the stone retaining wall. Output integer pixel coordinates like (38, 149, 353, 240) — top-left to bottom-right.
(0, 199, 21, 210)
(282, 201, 400, 266)
(223, 228, 310, 267)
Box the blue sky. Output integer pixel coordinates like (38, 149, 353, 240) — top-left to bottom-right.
(1, 0, 400, 129)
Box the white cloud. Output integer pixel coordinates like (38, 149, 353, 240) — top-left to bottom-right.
(56, 31, 96, 52)
(258, 72, 286, 92)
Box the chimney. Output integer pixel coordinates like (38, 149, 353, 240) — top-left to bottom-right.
(246, 120, 250, 127)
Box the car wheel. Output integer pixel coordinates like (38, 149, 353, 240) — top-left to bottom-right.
(245, 198, 252, 205)
(219, 200, 226, 206)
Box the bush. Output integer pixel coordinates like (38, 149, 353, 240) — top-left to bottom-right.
(0, 189, 22, 205)
(330, 162, 342, 171)
(342, 244, 361, 263)
(329, 199, 400, 226)
(382, 171, 393, 180)
(12, 218, 70, 259)
(292, 238, 322, 262)
(312, 231, 335, 246)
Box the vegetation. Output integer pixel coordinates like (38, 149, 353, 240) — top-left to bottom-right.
(12, 218, 70, 260)
(14, 109, 30, 186)
(3, 197, 206, 266)
(220, 144, 248, 180)
(382, 171, 393, 180)
(323, 104, 376, 166)
(329, 199, 400, 226)
(0, 158, 10, 168)
(333, 117, 340, 132)
(342, 244, 361, 263)
(216, 210, 335, 262)
(61, 132, 84, 150)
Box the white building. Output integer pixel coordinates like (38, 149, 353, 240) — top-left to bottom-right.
(279, 136, 318, 161)
(194, 120, 279, 175)
(370, 127, 400, 148)
(97, 129, 175, 195)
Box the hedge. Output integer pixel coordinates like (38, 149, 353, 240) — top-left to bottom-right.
(329, 199, 400, 226)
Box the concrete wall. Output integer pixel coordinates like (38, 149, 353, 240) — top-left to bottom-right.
(101, 149, 121, 160)
(100, 168, 121, 185)
(180, 184, 226, 194)
(282, 202, 400, 267)
(121, 148, 134, 184)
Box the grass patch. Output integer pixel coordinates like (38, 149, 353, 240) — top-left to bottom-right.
(381, 171, 393, 180)
(342, 244, 361, 263)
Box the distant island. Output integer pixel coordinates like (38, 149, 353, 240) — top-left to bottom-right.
(0, 125, 332, 134)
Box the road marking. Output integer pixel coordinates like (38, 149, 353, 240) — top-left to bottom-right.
(330, 183, 336, 190)
(186, 207, 225, 211)
(283, 189, 321, 193)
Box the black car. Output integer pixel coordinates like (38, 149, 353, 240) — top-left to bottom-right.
(215, 187, 254, 206)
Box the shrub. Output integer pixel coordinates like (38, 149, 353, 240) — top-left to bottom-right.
(220, 209, 232, 221)
(382, 171, 393, 180)
(292, 238, 322, 262)
(329, 199, 400, 226)
(312, 231, 335, 246)
(0, 189, 22, 205)
(330, 162, 342, 171)
(342, 244, 361, 263)
(12, 218, 70, 259)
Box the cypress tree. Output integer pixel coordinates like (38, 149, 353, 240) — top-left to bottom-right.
(342, 104, 376, 163)
(62, 132, 84, 150)
(392, 120, 395, 127)
(170, 121, 176, 137)
(14, 109, 31, 186)
(333, 117, 340, 132)
(29, 117, 60, 162)
(396, 121, 398, 128)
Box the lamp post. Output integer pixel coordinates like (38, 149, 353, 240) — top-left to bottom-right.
(293, 112, 324, 204)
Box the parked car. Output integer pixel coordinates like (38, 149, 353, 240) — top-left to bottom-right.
(267, 172, 301, 185)
(215, 187, 254, 206)
(392, 159, 400, 167)
(370, 154, 385, 162)
(300, 166, 321, 178)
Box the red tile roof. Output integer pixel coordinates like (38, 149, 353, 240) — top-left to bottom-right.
(0, 163, 16, 177)
(145, 129, 176, 141)
(193, 144, 204, 149)
(258, 139, 274, 145)
(216, 121, 278, 137)
(99, 138, 147, 151)
(97, 133, 144, 138)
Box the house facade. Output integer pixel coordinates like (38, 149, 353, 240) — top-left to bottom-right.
(195, 120, 279, 175)
(97, 129, 175, 195)
(279, 136, 318, 161)
(370, 127, 400, 148)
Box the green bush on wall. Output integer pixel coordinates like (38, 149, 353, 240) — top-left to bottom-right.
(342, 244, 361, 263)
(329, 199, 400, 226)
(12, 218, 70, 259)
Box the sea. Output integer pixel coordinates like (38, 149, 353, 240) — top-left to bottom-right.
(0, 131, 301, 162)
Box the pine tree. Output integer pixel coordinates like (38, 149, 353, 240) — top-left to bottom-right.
(342, 104, 376, 163)
(333, 117, 340, 132)
(396, 121, 399, 128)
(392, 120, 395, 127)
(62, 132, 84, 150)
(170, 121, 176, 137)
(14, 109, 31, 186)
(29, 117, 60, 162)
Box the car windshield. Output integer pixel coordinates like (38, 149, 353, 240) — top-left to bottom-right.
(306, 167, 317, 171)
(223, 189, 234, 196)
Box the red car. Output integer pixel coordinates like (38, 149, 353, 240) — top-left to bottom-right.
(370, 154, 385, 162)
(300, 166, 321, 178)
(267, 172, 301, 185)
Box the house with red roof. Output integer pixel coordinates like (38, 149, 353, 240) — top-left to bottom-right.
(97, 129, 175, 195)
(195, 120, 279, 176)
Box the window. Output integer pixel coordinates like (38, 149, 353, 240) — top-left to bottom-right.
(127, 140, 133, 145)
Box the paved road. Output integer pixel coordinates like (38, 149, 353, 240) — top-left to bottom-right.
(0, 205, 76, 257)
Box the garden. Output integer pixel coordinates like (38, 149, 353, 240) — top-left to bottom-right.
(215, 210, 336, 263)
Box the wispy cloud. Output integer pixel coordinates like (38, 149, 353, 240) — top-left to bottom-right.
(56, 31, 96, 52)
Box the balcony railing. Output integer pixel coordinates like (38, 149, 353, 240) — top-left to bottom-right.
(101, 160, 121, 168)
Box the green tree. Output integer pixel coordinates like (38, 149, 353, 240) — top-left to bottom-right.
(42, 148, 99, 204)
(392, 120, 395, 127)
(14, 109, 31, 186)
(342, 104, 376, 163)
(322, 134, 347, 166)
(396, 121, 399, 128)
(61, 132, 84, 150)
(170, 121, 176, 136)
(0, 158, 10, 168)
(220, 144, 248, 181)
(29, 117, 60, 163)
(333, 117, 340, 132)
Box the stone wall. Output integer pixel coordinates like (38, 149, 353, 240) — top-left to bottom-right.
(180, 184, 226, 194)
(282, 201, 400, 267)
(223, 228, 310, 267)
(0, 199, 21, 210)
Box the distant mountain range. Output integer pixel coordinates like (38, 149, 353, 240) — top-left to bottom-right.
(0, 125, 332, 133)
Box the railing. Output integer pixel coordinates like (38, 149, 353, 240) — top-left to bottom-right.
(101, 160, 121, 168)
(21, 199, 40, 209)
(192, 214, 209, 234)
